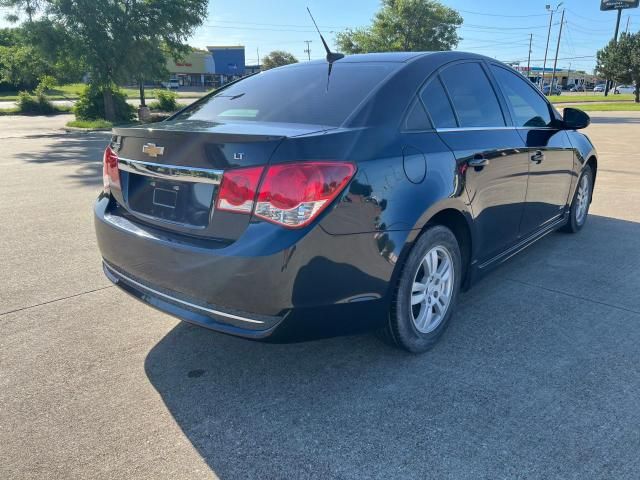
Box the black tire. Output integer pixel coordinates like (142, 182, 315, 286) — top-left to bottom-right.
(561, 165, 593, 233)
(380, 225, 462, 353)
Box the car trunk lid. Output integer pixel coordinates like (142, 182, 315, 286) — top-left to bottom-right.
(110, 120, 330, 241)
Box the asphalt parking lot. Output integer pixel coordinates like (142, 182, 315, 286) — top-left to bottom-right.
(1, 113, 639, 479)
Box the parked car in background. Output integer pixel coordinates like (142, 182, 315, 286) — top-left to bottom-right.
(161, 79, 180, 89)
(569, 84, 586, 92)
(542, 84, 562, 95)
(593, 84, 606, 92)
(614, 85, 636, 94)
(95, 51, 597, 353)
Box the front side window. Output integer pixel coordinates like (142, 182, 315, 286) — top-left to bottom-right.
(439, 62, 505, 128)
(490, 65, 552, 128)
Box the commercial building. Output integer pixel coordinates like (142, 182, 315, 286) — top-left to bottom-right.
(166, 46, 247, 89)
(512, 66, 602, 90)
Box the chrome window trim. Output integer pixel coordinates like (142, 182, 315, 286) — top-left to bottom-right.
(435, 126, 517, 133)
(104, 263, 265, 325)
(118, 157, 223, 185)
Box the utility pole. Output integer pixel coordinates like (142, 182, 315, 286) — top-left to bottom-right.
(541, 3, 563, 88)
(257, 48, 260, 69)
(604, 8, 623, 96)
(550, 9, 565, 94)
(625, 15, 631, 34)
(304, 40, 312, 61)
(527, 33, 533, 81)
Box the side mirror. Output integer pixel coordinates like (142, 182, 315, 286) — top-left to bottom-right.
(563, 107, 590, 130)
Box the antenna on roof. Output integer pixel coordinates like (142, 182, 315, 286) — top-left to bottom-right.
(306, 7, 344, 63)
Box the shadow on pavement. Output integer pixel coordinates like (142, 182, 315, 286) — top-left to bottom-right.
(20, 132, 109, 187)
(144, 215, 640, 479)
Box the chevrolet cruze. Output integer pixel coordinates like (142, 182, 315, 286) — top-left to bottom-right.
(95, 52, 597, 352)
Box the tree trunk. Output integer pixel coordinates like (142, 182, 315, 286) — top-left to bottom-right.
(139, 78, 146, 107)
(636, 81, 640, 103)
(103, 88, 116, 122)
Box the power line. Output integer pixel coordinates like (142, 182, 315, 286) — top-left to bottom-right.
(457, 8, 548, 18)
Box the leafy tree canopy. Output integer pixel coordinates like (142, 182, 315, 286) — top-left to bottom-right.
(1, 0, 209, 119)
(336, 0, 462, 54)
(597, 32, 640, 103)
(262, 50, 298, 70)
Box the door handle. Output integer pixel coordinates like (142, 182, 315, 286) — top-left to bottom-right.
(531, 150, 545, 164)
(468, 155, 489, 169)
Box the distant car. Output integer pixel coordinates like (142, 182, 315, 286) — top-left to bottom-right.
(570, 84, 586, 92)
(614, 85, 636, 94)
(542, 84, 562, 95)
(593, 84, 606, 92)
(162, 79, 180, 89)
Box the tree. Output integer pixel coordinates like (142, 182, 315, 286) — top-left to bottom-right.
(597, 32, 640, 103)
(0, 0, 44, 22)
(262, 50, 298, 70)
(336, 0, 462, 54)
(0, 44, 49, 88)
(2, 0, 209, 120)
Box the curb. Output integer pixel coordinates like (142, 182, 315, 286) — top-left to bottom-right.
(64, 126, 112, 133)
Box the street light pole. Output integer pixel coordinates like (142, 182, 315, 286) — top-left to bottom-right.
(541, 3, 563, 89)
(527, 33, 533, 81)
(541, 9, 554, 88)
(604, 8, 623, 96)
(550, 8, 565, 94)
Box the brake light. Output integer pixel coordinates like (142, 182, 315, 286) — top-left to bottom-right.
(215, 162, 355, 228)
(216, 166, 264, 213)
(102, 146, 120, 193)
(255, 162, 355, 228)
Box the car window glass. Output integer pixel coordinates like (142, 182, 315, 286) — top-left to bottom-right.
(420, 78, 457, 128)
(490, 65, 552, 128)
(439, 63, 505, 128)
(172, 63, 398, 127)
(404, 99, 432, 130)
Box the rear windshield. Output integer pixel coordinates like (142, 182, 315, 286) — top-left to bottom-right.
(173, 62, 398, 127)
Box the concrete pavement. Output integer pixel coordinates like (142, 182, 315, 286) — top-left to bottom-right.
(1, 112, 639, 479)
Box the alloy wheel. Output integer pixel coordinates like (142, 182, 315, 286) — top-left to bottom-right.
(410, 246, 455, 334)
(575, 174, 590, 225)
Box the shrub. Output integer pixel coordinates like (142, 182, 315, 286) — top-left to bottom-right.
(16, 90, 56, 115)
(152, 88, 178, 112)
(37, 75, 57, 94)
(74, 84, 135, 122)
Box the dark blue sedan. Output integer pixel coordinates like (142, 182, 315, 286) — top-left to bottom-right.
(95, 52, 597, 352)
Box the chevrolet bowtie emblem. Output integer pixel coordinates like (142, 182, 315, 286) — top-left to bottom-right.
(142, 143, 165, 158)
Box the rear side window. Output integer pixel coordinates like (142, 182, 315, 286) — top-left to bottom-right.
(439, 62, 505, 128)
(172, 62, 397, 127)
(404, 99, 432, 130)
(420, 78, 457, 128)
(490, 65, 552, 128)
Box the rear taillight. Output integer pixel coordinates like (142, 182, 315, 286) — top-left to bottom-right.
(215, 166, 264, 213)
(102, 146, 120, 193)
(215, 161, 355, 228)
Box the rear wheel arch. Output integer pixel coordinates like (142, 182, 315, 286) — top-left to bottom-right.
(422, 208, 473, 288)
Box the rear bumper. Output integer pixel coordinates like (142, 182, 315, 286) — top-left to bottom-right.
(95, 196, 407, 341)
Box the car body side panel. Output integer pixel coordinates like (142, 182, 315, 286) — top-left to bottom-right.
(518, 129, 575, 235)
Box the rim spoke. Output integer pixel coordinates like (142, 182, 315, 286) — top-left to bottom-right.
(411, 292, 426, 305)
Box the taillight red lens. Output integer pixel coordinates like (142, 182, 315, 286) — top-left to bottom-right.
(102, 146, 120, 192)
(215, 166, 264, 213)
(255, 162, 355, 228)
(214, 161, 355, 228)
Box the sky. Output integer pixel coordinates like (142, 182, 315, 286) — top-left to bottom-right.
(2, 0, 638, 73)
